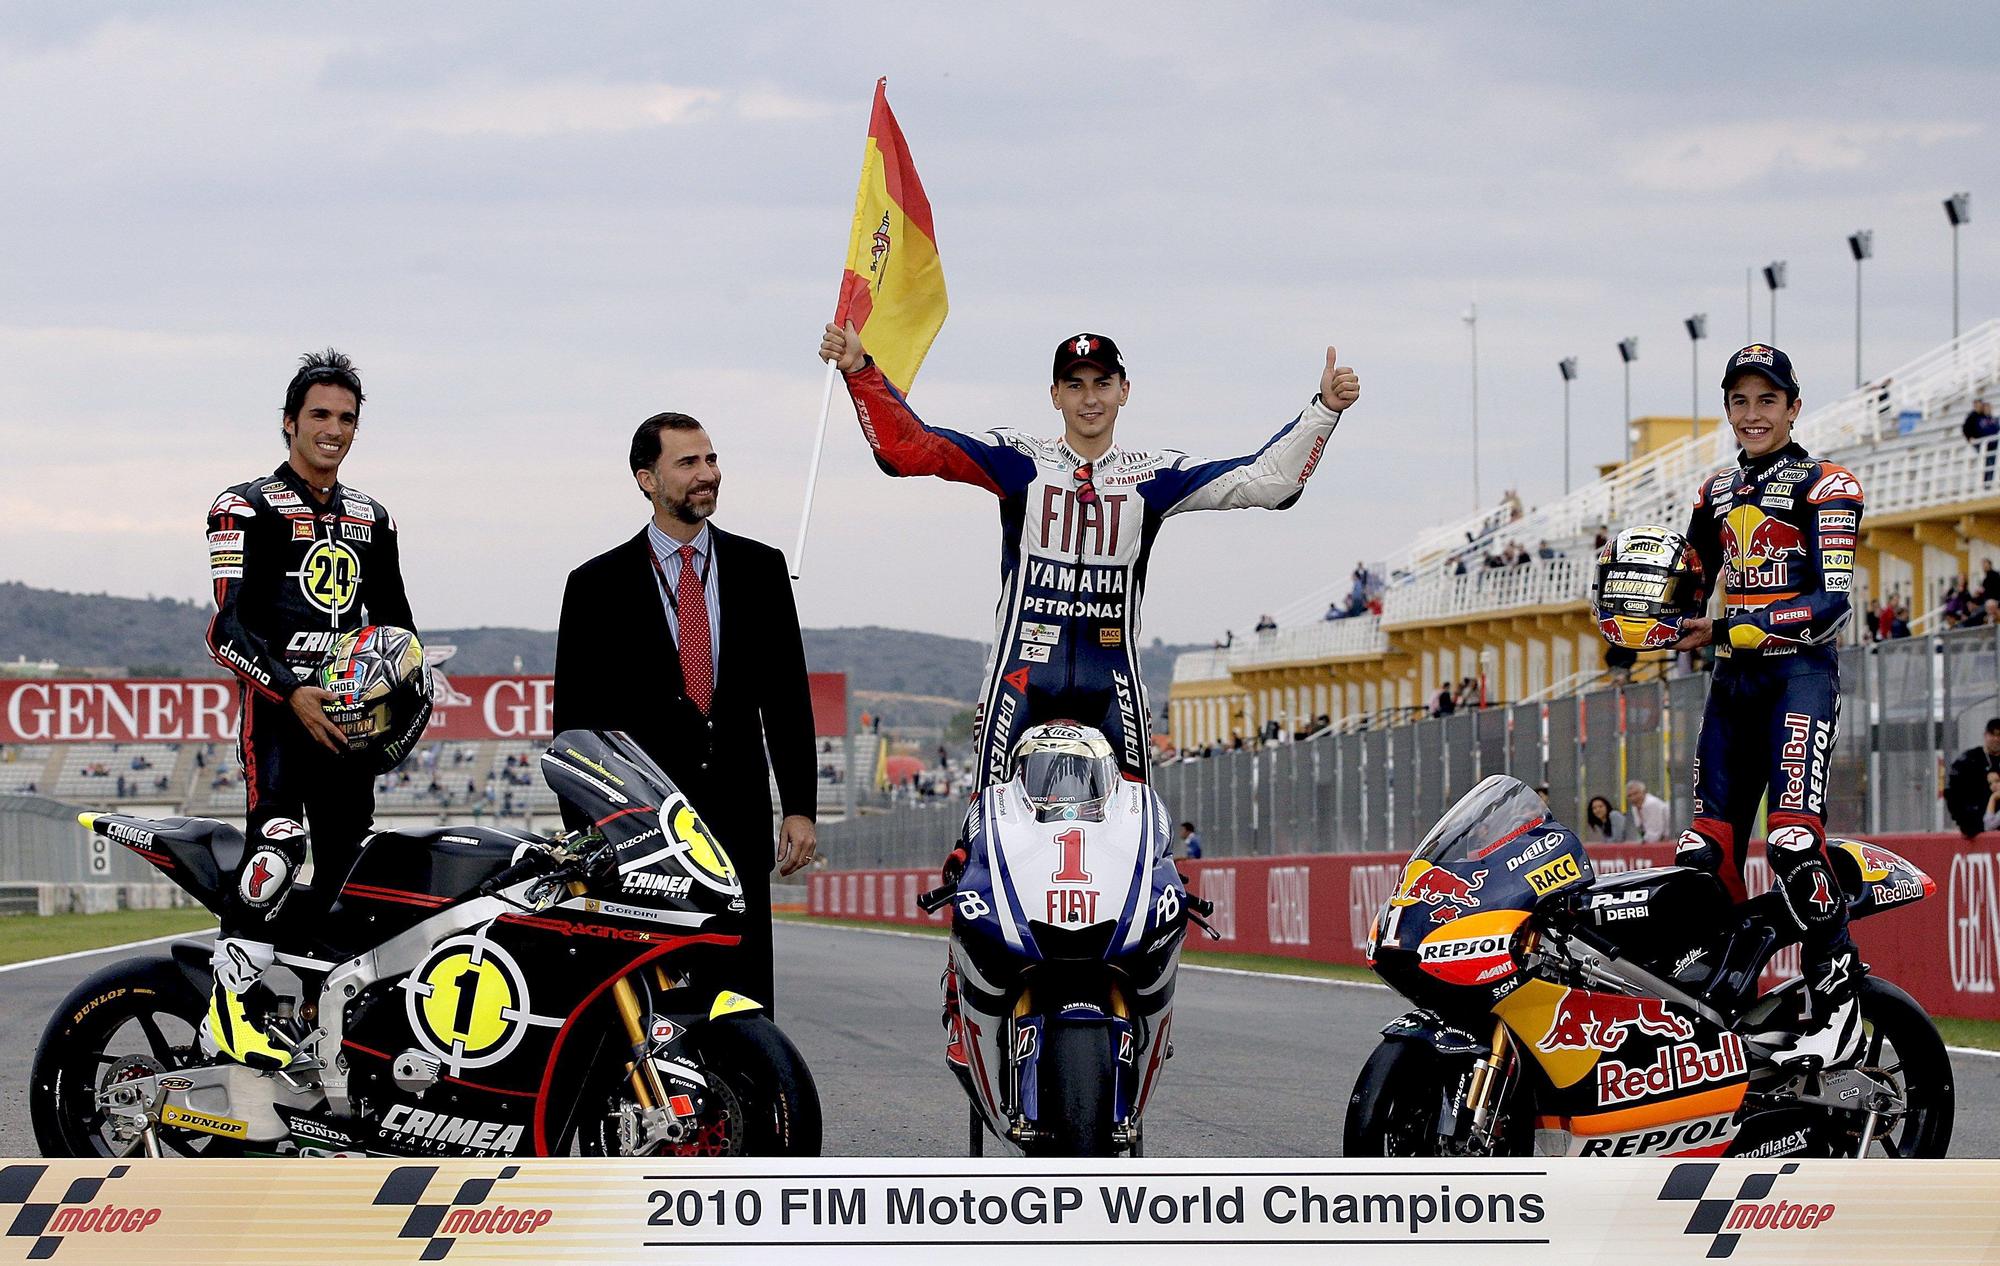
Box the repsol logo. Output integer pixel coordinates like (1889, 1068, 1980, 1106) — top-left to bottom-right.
(1420, 934, 1509, 962)
(439, 1206, 552, 1236)
(48, 1205, 162, 1234)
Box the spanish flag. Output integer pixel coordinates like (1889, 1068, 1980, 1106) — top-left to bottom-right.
(834, 79, 947, 393)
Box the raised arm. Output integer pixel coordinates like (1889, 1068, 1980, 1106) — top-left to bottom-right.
(1143, 346, 1359, 515)
(821, 321, 1034, 496)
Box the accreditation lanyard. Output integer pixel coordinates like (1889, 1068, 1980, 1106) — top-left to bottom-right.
(647, 538, 714, 629)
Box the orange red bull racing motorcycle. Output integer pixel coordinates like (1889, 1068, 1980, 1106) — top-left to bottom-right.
(1347, 775, 1952, 1159)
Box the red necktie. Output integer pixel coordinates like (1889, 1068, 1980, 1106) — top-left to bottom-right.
(675, 544, 713, 713)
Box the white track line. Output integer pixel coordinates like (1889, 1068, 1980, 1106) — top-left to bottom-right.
(782, 918, 2000, 1056)
(0, 928, 214, 976)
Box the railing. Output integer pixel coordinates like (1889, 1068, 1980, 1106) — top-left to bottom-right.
(1848, 428, 2000, 518)
(1388, 320, 2000, 598)
(1171, 648, 1234, 683)
(1383, 555, 1591, 626)
(1227, 615, 1386, 670)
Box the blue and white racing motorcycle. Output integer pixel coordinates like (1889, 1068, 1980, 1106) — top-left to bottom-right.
(920, 724, 1213, 1156)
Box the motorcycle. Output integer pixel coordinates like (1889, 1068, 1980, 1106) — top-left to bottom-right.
(917, 741, 1213, 1156)
(31, 729, 821, 1159)
(1347, 774, 1953, 1159)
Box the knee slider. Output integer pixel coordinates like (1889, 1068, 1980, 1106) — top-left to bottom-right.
(1778, 859, 1844, 933)
(240, 816, 308, 915)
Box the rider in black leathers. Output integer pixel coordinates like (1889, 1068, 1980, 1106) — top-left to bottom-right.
(202, 349, 415, 1066)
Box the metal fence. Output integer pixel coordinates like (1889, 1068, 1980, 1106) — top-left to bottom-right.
(0, 795, 166, 883)
(818, 624, 2000, 869)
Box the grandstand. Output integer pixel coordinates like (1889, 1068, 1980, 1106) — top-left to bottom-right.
(1169, 320, 2000, 747)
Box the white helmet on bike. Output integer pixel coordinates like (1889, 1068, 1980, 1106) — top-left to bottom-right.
(1010, 722, 1122, 823)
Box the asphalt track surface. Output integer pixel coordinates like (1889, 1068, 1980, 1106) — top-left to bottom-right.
(2, 920, 1997, 1158)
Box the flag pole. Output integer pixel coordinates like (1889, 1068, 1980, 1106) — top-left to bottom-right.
(790, 358, 840, 579)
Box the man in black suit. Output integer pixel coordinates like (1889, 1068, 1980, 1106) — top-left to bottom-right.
(553, 412, 818, 1012)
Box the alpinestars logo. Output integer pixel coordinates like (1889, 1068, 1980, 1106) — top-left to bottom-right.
(0, 1164, 161, 1258)
(1658, 1162, 1834, 1258)
(373, 1165, 553, 1260)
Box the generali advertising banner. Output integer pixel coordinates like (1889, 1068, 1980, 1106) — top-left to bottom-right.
(810, 834, 2000, 1024)
(0, 673, 849, 744)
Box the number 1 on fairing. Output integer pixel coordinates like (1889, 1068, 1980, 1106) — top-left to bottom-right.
(1052, 827, 1091, 884)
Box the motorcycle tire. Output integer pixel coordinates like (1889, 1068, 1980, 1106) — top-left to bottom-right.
(569, 1012, 822, 1157)
(1029, 1022, 1116, 1157)
(1343, 1037, 1448, 1157)
(30, 955, 237, 1159)
(1844, 976, 1954, 1158)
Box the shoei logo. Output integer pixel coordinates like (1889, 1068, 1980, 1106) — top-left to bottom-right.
(1657, 1162, 1834, 1258)
(0, 1164, 162, 1257)
(373, 1165, 552, 1259)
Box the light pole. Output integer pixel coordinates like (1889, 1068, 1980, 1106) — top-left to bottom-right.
(1463, 303, 1480, 509)
(1763, 260, 1787, 342)
(1946, 193, 1971, 339)
(1617, 337, 1638, 464)
(1848, 230, 1873, 388)
(1559, 357, 1578, 494)
(1685, 314, 1708, 445)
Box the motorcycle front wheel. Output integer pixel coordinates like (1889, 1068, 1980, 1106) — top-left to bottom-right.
(567, 1013, 821, 1157)
(1027, 1022, 1117, 1157)
(1344, 1038, 1449, 1156)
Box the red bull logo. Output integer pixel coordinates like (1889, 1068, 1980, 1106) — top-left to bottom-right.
(1389, 861, 1486, 922)
(1537, 987, 1694, 1052)
(1722, 505, 1807, 568)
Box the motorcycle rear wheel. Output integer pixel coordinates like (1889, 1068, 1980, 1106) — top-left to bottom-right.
(1838, 976, 1953, 1158)
(30, 955, 239, 1158)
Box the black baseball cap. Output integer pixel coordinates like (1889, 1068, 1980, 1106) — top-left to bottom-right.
(1053, 333, 1125, 382)
(1720, 343, 1799, 399)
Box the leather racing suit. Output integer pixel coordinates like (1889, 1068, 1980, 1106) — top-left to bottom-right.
(206, 461, 415, 937)
(839, 359, 1343, 787)
(1677, 440, 1862, 990)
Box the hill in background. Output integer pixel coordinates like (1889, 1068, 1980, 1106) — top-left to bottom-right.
(0, 582, 1198, 734)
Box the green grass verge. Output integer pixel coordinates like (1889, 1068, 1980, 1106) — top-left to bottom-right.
(0, 907, 216, 967)
(780, 913, 2000, 1050)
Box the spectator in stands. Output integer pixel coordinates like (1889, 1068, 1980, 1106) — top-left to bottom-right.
(1536, 540, 1556, 560)
(1593, 526, 1610, 551)
(1324, 600, 1343, 621)
(1624, 779, 1669, 842)
(1946, 718, 2000, 839)
(1179, 822, 1203, 859)
(1254, 613, 1277, 633)
(1585, 795, 1630, 843)
(1432, 683, 1456, 717)
(1966, 398, 1997, 485)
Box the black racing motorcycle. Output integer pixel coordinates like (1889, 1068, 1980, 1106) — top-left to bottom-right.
(1346, 775, 1952, 1160)
(31, 729, 820, 1159)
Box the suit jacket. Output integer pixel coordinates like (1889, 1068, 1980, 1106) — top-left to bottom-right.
(552, 525, 816, 867)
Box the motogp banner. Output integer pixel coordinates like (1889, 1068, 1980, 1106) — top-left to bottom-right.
(0, 1155, 1995, 1263)
(0, 673, 850, 744)
(810, 833, 2000, 1024)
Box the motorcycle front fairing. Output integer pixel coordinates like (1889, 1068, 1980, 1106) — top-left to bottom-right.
(949, 778, 1186, 1144)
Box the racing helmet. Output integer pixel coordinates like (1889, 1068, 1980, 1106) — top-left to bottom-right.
(1593, 525, 1705, 651)
(316, 625, 434, 775)
(1010, 722, 1122, 823)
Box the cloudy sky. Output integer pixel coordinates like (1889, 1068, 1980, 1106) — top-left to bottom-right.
(1, 3, 1992, 647)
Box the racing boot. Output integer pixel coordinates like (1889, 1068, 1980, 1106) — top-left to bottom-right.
(1748, 948, 1864, 1070)
(203, 937, 299, 1070)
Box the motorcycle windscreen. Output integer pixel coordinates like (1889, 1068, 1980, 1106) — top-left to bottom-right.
(1414, 774, 1555, 865)
(541, 729, 682, 824)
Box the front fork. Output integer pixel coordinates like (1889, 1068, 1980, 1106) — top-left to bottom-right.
(1460, 1019, 1515, 1152)
(570, 880, 674, 1112)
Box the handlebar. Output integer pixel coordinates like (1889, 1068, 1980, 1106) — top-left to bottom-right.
(917, 884, 956, 914)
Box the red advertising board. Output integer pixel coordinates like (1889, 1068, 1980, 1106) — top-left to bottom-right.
(0, 672, 849, 743)
(808, 833, 2000, 1022)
